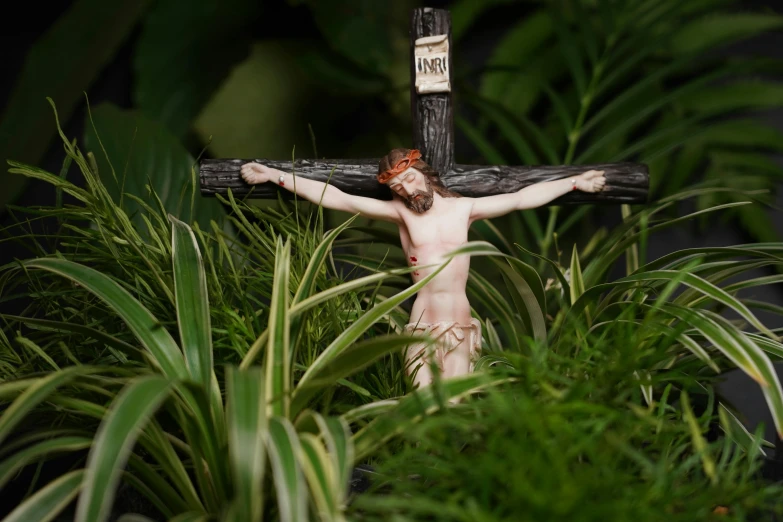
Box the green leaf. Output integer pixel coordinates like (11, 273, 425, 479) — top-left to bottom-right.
(84, 103, 226, 232)
(294, 214, 359, 304)
(226, 366, 267, 521)
(492, 257, 547, 342)
(23, 258, 188, 380)
(0, 0, 152, 212)
(75, 376, 171, 522)
(3, 470, 85, 522)
(680, 391, 717, 484)
(133, 0, 261, 137)
(569, 244, 586, 306)
(352, 373, 514, 460)
(0, 367, 98, 447)
(291, 333, 424, 415)
(267, 417, 308, 522)
(170, 214, 213, 390)
(296, 242, 500, 390)
(267, 237, 292, 418)
(0, 436, 92, 490)
(671, 13, 783, 54)
(298, 433, 339, 520)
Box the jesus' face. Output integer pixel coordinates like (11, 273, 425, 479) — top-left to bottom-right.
(387, 167, 434, 213)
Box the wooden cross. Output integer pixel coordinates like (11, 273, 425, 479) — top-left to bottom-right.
(199, 8, 648, 204)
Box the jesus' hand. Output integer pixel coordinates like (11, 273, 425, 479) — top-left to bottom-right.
(241, 162, 280, 184)
(575, 169, 606, 193)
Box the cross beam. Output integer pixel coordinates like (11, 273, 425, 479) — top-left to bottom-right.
(199, 7, 649, 204)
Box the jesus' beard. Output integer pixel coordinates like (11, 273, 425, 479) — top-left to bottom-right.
(402, 178, 434, 213)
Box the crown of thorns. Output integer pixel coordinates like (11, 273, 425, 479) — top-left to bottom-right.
(377, 149, 422, 184)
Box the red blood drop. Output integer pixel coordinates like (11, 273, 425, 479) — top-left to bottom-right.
(410, 256, 417, 262)
(280, 182, 285, 187)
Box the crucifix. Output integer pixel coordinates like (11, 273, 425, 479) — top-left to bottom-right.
(199, 8, 649, 390)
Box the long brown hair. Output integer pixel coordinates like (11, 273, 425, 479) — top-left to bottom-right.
(378, 148, 461, 198)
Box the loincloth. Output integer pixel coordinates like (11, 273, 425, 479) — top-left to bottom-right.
(403, 318, 482, 374)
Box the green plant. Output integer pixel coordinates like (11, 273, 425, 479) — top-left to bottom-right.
(0, 108, 506, 521)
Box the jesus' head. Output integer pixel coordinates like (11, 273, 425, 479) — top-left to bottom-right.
(377, 148, 460, 213)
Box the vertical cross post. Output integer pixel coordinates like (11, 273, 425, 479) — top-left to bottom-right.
(411, 8, 454, 176)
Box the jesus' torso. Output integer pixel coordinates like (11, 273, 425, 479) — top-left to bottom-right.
(394, 194, 474, 326)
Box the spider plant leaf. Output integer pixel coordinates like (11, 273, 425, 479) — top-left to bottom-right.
(296, 242, 501, 390)
(294, 213, 358, 305)
(226, 365, 267, 521)
(298, 433, 338, 520)
(352, 372, 514, 461)
(0, 366, 99, 447)
(266, 417, 308, 522)
(23, 258, 188, 380)
(0, 436, 92, 491)
(492, 258, 546, 342)
(291, 334, 423, 415)
(170, 214, 212, 391)
(569, 244, 586, 306)
(2, 469, 85, 522)
(467, 270, 525, 352)
(267, 236, 292, 418)
(75, 375, 172, 522)
(241, 263, 420, 369)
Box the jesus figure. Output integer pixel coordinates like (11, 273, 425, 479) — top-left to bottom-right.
(241, 149, 605, 390)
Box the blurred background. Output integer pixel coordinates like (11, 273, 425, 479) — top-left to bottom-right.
(1, 0, 783, 441)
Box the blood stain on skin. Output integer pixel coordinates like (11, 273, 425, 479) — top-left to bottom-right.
(410, 256, 417, 262)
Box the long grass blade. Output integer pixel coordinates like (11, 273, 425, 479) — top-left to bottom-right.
(290, 333, 422, 416)
(0, 366, 99, 447)
(352, 373, 514, 460)
(297, 242, 500, 391)
(75, 376, 171, 522)
(2, 469, 85, 522)
(0, 436, 91, 490)
(170, 214, 213, 391)
(226, 365, 267, 522)
(266, 417, 308, 522)
(293, 214, 358, 304)
(23, 258, 187, 379)
(267, 236, 291, 418)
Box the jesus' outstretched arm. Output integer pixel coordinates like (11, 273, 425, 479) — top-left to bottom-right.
(468, 169, 606, 222)
(241, 162, 401, 224)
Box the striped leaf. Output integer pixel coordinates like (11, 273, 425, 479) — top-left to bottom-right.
(311, 412, 353, 502)
(290, 333, 423, 415)
(75, 376, 172, 522)
(23, 258, 187, 380)
(0, 366, 99, 447)
(352, 373, 514, 460)
(299, 433, 340, 521)
(267, 417, 308, 522)
(226, 365, 267, 522)
(170, 214, 213, 391)
(267, 237, 292, 418)
(569, 244, 586, 308)
(0, 436, 91, 490)
(492, 257, 546, 342)
(293, 214, 358, 304)
(3, 469, 85, 522)
(296, 242, 499, 391)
